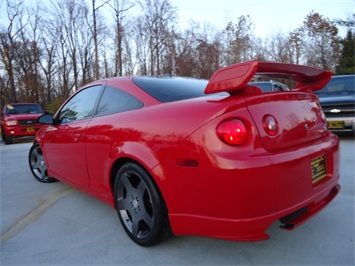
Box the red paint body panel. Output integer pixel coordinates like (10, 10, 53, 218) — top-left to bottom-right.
(161, 130, 339, 240)
(42, 120, 90, 188)
(246, 92, 327, 151)
(34, 61, 340, 242)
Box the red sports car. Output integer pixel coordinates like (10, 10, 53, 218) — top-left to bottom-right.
(29, 60, 340, 246)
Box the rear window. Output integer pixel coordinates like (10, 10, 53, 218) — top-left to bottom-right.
(315, 75, 355, 95)
(5, 104, 43, 115)
(133, 77, 209, 102)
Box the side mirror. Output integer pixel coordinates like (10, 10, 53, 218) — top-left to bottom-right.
(38, 113, 54, 124)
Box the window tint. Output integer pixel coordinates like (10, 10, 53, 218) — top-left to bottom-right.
(96, 86, 143, 116)
(59, 85, 101, 123)
(5, 104, 43, 115)
(133, 77, 209, 102)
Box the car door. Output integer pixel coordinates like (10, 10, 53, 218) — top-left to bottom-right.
(43, 85, 103, 188)
(85, 85, 143, 198)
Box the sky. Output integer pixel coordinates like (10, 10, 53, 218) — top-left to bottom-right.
(170, 0, 355, 38)
(0, 0, 354, 38)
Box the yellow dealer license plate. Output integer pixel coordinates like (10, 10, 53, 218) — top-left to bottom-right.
(328, 121, 344, 129)
(26, 127, 35, 132)
(311, 156, 327, 183)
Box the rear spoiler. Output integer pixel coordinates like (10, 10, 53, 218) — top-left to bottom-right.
(204, 60, 332, 94)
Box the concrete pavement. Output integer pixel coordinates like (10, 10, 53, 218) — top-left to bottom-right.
(0, 136, 354, 265)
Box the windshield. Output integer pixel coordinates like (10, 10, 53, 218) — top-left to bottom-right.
(5, 104, 44, 115)
(315, 75, 355, 95)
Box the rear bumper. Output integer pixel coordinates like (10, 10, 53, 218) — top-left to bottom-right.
(279, 184, 340, 230)
(164, 132, 340, 241)
(169, 183, 340, 241)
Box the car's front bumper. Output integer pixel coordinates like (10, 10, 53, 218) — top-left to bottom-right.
(3, 125, 42, 137)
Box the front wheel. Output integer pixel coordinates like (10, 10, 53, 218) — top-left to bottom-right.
(114, 162, 170, 246)
(3, 132, 13, 145)
(28, 143, 56, 183)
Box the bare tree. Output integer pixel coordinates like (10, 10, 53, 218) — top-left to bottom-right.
(39, 28, 59, 107)
(92, 0, 99, 79)
(91, 0, 111, 79)
(194, 23, 221, 78)
(107, 0, 134, 76)
(173, 23, 199, 77)
(50, 0, 94, 97)
(222, 15, 254, 65)
(15, 4, 45, 104)
(138, 0, 177, 75)
(299, 11, 340, 71)
(262, 31, 291, 62)
(49, 0, 74, 99)
(132, 16, 149, 75)
(288, 28, 303, 64)
(80, 4, 96, 84)
(0, 0, 26, 104)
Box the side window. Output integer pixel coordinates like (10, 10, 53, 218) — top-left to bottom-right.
(58, 85, 102, 123)
(96, 86, 143, 116)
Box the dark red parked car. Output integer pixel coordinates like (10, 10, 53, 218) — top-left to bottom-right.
(29, 60, 340, 246)
(1, 103, 44, 144)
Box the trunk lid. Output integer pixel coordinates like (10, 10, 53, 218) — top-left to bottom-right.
(245, 92, 328, 152)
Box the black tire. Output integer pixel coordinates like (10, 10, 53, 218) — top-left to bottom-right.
(4, 132, 13, 145)
(28, 143, 56, 183)
(114, 162, 170, 246)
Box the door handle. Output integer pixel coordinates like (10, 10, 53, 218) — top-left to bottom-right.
(73, 133, 81, 141)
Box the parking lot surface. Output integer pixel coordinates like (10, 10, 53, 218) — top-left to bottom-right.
(0, 136, 354, 265)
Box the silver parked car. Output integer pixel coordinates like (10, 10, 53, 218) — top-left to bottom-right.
(250, 80, 290, 92)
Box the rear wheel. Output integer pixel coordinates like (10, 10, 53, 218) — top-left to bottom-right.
(114, 162, 170, 246)
(28, 143, 56, 183)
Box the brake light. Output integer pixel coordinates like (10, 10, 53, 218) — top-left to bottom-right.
(217, 119, 248, 145)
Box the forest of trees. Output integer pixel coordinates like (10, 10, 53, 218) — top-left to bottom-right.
(0, 0, 354, 113)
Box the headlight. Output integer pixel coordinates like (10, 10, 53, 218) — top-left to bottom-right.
(6, 120, 18, 126)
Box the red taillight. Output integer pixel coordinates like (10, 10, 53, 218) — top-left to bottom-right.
(262, 115, 278, 136)
(217, 119, 248, 145)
